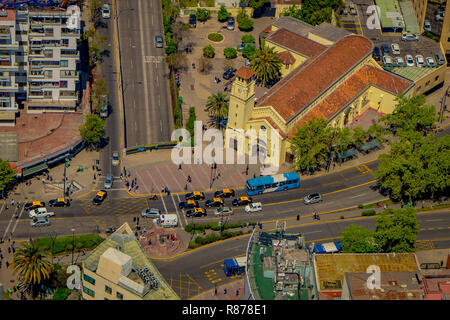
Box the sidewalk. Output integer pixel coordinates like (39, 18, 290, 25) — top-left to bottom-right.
(190, 278, 245, 300)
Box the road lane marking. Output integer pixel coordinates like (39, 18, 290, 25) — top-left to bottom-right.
(160, 195, 168, 214)
(2, 206, 19, 240)
(426, 219, 443, 222)
(11, 205, 25, 235)
(171, 194, 185, 228)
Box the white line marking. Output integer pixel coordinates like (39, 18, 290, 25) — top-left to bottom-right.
(350, 193, 367, 198)
(160, 195, 168, 214)
(2, 206, 18, 240)
(426, 219, 443, 222)
(11, 205, 26, 235)
(171, 194, 184, 228)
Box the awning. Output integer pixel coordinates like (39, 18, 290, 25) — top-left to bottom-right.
(360, 140, 379, 152)
(338, 148, 358, 159)
(22, 162, 48, 177)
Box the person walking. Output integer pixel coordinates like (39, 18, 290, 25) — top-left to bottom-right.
(224, 288, 227, 295)
(11, 199, 14, 207)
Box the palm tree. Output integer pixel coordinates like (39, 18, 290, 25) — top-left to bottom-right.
(205, 92, 229, 129)
(249, 46, 282, 87)
(11, 241, 54, 298)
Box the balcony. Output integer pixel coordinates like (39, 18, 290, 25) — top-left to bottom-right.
(0, 82, 19, 92)
(60, 70, 79, 78)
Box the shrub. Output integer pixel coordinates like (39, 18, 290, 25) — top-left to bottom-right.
(361, 210, 376, 216)
(207, 33, 223, 42)
(242, 44, 256, 59)
(340, 216, 345, 219)
(237, 9, 253, 31)
(217, 5, 231, 22)
(224, 47, 237, 59)
(52, 287, 71, 300)
(196, 8, 210, 22)
(203, 44, 215, 58)
(358, 204, 364, 209)
(241, 35, 255, 44)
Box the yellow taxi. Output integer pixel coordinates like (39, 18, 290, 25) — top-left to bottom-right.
(214, 188, 235, 198)
(93, 190, 107, 205)
(24, 201, 46, 211)
(205, 197, 224, 208)
(185, 191, 205, 200)
(232, 196, 253, 206)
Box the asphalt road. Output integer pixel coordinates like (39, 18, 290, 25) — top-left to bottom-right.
(116, 0, 173, 148)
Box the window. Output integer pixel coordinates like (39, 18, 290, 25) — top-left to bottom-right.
(60, 60, 68, 67)
(83, 286, 95, 297)
(116, 292, 124, 300)
(105, 285, 112, 294)
(83, 273, 96, 285)
(426, 80, 430, 86)
(435, 76, 439, 81)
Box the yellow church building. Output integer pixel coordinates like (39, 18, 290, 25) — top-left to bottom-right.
(225, 18, 414, 168)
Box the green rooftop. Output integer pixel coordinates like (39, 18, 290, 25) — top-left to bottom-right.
(375, 0, 404, 29)
(385, 66, 438, 81)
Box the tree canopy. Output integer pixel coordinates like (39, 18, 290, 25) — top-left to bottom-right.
(0, 159, 15, 193)
(341, 224, 378, 253)
(282, 0, 343, 26)
(237, 9, 254, 31)
(217, 5, 231, 22)
(249, 45, 281, 87)
(79, 114, 105, 146)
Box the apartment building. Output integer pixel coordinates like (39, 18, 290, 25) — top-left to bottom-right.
(0, 7, 80, 126)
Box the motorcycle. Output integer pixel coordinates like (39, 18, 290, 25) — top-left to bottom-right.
(149, 195, 158, 200)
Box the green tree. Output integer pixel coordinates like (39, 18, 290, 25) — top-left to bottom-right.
(242, 44, 256, 59)
(11, 241, 54, 299)
(367, 123, 388, 145)
(0, 159, 15, 194)
(375, 208, 419, 253)
(249, 46, 282, 87)
(341, 224, 378, 253)
(282, 4, 302, 20)
(249, 0, 269, 9)
(203, 44, 215, 58)
(217, 5, 231, 22)
(89, 0, 102, 22)
(92, 78, 109, 113)
(241, 34, 255, 44)
(79, 114, 105, 147)
(291, 117, 332, 173)
(332, 127, 352, 159)
(205, 92, 229, 129)
(196, 8, 210, 22)
(237, 9, 254, 31)
(282, 0, 342, 26)
(351, 126, 367, 149)
(310, 7, 333, 25)
(224, 47, 237, 59)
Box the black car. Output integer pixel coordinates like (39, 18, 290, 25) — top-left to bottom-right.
(189, 14, 196, 28)
(205, 198, 224, 208)
(223, 67, 237, 80)
(179, 199, 199, 209)
(232, 197, 253, 206)
(214, 188, 235, 198)
(185, 191, 205, 201)
(105, 227, 116, 234)
(24, 201, 46, 211)
(381, 44, 389, 55)
(372, 46, 380, 61)
(49, 198, 70, 207)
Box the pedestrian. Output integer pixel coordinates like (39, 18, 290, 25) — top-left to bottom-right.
(422, 200, 425, 208)
(224, 288, 227, 295)
(8, 247, 11, 254)
(93, 173, 96, 180)
(214, 287, 217, 295)
(167, 189, 171, 196)
(401, 201, 404, 208)
(297, 214, 300, 221)
(6, 261, 9, 268)
(12, 247, 15, 253)
(253, 173, 256, 179)
(178, 164, 182, 170)
(124, 167, 127, 176)
(161, 187, 165, 193)
(120, 173, 123, 180)
(11, 199, 14, 206)
(236, 289, 239, 296)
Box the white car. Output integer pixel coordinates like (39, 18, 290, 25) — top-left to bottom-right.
(405, 54, 414, 67)
(245, 202, 262, 213)
(424, 20, 431, 32)
(391, 43, 400, 55)
(29, 207, 54, 219)
(394, 57, 404, 66)
(425, 56, 435, 66)
(415, 55, 425, 67)
(401, 33, 419, 41)
(102, 4, 111, 19)
(382, 55, 392, 66)
(112, 151, 119, 166)
(214, 206, 233, 216)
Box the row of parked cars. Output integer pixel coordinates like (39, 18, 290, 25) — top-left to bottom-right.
(26, 198, 70, 227)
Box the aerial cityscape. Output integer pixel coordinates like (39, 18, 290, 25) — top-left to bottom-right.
(0, 0, 449, 307)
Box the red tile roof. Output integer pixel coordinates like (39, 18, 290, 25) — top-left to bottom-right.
(235, 67, 255, 80)
(287, 65, 412, 138)
(267, 28, 327, 58)
(279, 51, 296, 64)
(256, 35, 373, 122)
(0, 9, 15, 22)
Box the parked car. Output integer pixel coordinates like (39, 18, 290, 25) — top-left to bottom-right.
(29, 207, 54, 219)
(205, 197, 224, 208)
(382, 55, 392, 66)
(24, 201, 45, 211)
(93, 190, 107, 205)
(186, 208, 207, 218)
(102, 4, 111, 19)
(30, 217, 50, 227)
(104, 173, 113, 189)
(155, 35, 163, 48)
(426, 56, 435, 66)
(303, 193, 322, 205)
(112, 151, 120, 166)
(49, 198, 70, 207)
(415, 55, 425, 67)
(245, 202, 262, 213)
(141, 208, 161, 218)
(372, 46, 381, 61)
(391, 43, 400, 55)
(394, 57, 405, 66)
(381, 44, 390, 55)
(214, 188, 235, 198)
(227, 17, 235, 31)
(189, 14, 196, 28)
(232, 196, 253, 206)
(405, 54, 415, 67)
(214, 206, 233, 216)
(435, 53, 445, 65)
(436, 14, 444, 21)
(179, 199, 199, 209)
(185, 191, 205, 201)
(223, 67, 237, 80)
(424, 20, 431, 32)
(401, 33, 419, 41)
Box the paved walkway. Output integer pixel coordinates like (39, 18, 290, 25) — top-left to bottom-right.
(190, 278, 245, 300)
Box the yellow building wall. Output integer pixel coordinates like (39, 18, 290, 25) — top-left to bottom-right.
(265, 40, 308, 76)
(412, 65, 446, 95)
(307, 33, 334, 46)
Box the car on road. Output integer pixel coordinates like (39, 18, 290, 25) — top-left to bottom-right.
(112, 151, 120, 166)
(223, 67, 237, 80)
(372, 46, 380, 61)
(245, 202, 262, 213)
(30, 217, 50, 227)
(104, 173, 113, 189)
(106, 227, 117, 234)
(29, 207, 54, 219)
(391, 43, 400, 55)
(237, 42, 255, 51)
(415, 55, 425, 67)
(424, 20, 431, 32)
(189, 14, 196, 28)
(215, 188, 235, 198)
(405, 54, 415, 67)
(186, 208, 207, 218)
(214, 206, 233, 216)
(179, 199, 199, 209)
(426, 56, 435, 66)
(24, 201, 45, 211)
(227, 17, 235, 31)
(394, 57, 405, 66)
(232, 196, 253, 206)
(49, 198, 70, 207)
(141, 208, 161, 218)
(380, 44, 389, 56)
(102, 4, 111, 19)
(205, 197, 224, 208)
(93, 190, 107, 205)
(303, 193, 322, 205)
(435, 53, 445, 65)
(155, 35, 164, 48)
(382, 55, 392, 66)
(185, 191, 205, 201)
(401, 33, 419, 41)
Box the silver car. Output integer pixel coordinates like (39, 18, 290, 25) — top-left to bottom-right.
(112, 151, 119, 166)
(214, 206, 233, 216)
(141, 208, 161, 218)
(30, 217, 50, 227)
(104, 174, 113, 189)
(102, 4, 111, 19)
(303, 193, 322, 205)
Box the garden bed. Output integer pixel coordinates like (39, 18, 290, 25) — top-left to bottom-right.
(207, 32, 224, 43)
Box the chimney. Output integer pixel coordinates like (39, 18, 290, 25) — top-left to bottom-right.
(446, 254, 450, 269)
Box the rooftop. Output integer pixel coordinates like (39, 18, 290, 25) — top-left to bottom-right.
(272, 16, 314, 37)
(235, 66, 255, 80)
(279, 51, 296, 64)
(311, 22, 351, 43)
(387, 66, 440, 81)
(0, 9, 15, 22)
(376, 0, 404, 29)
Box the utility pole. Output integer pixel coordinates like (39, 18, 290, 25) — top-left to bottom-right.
(439, 85, 449, 123)
(71, 228, 75, 265)
(64, 158, 70, 198)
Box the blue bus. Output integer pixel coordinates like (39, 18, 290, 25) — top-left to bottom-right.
(245, 172, 300, 196)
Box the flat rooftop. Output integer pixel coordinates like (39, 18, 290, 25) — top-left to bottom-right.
(387, 66, 439, 81)
(375, 0, 404, 29)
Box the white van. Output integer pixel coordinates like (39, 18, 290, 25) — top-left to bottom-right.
(159, 214, 178, 228)
(245, 202, 262, 213)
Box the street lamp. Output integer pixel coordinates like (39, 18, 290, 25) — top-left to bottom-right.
(50, 232, 57, 264)
(71, 228, 75, 265)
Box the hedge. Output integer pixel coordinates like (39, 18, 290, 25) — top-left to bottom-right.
(188, 230, 244, 249)
(52, 287, 71, 300)
(34, 234, 104, 255)
(184, 221, 256, 233)
(361, 210, 376, 216)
